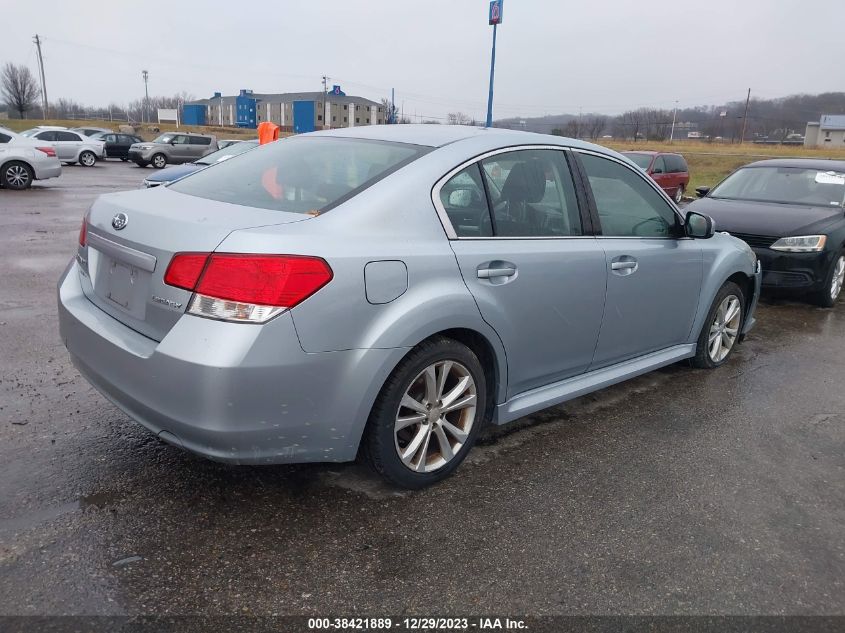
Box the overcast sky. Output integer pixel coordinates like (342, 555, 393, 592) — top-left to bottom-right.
(2, 1, 842, 121)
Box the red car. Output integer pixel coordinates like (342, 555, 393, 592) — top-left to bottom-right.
(622, 151, 690, 203)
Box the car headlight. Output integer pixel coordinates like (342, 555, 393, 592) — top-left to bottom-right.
(770, 235, 827, 252)
(137, 145, 152, 150)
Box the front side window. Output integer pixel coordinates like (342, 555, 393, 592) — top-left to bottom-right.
(651, 156, 667, 174)
(580, 153, 678, 238)
(35, 131, 57, 141)
(170, 137, 428, 214)
(152, 134, 176, 144)
(480, 149, 582, 237)
(0, 132, 11, 144)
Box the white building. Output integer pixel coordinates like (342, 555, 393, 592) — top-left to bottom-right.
(805, 115, 845, 148)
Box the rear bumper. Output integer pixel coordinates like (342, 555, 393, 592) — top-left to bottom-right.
(57, 261, 407, 465)
(753, 247, 832, 292)
(34, 159, 62, 180)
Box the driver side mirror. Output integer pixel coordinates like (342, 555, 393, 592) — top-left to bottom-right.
(685, 211, 715, 239)
(695, 186, 710, 198)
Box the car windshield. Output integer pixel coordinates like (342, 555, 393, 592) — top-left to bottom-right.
(195, 141, 258, 165)
(19, 129, 39, 137)
(170, 136, 429, 214)
(152, 134, 176, 143)
(623, 153, 653, 170)
(710, 166, 845, 207)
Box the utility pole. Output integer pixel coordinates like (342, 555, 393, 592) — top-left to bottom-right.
(33, 35, 48, 119)
(739, 88, 751, 145)
(141, 70, 149, 124)
(322, 75, 329, 129)
(485, 0, 503, 128)
(391, 88, 395, 124)
(669, 100, 678, 143)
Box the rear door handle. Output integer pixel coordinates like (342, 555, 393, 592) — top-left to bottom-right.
(477, 267, 516, 279)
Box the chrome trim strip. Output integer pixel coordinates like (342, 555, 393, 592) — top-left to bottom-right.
(86, 232, 157, 272)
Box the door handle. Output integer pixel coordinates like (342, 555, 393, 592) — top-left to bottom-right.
(477, 267, 516, 279)
(610, 261, 637, 271)
(610, 257, 638, 276)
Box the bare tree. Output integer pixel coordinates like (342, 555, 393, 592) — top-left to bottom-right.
(447, 112, 472, 125)
(1, 63, 41, 119)
(586, 116, 607, 140)
(380, 98, 398, 124)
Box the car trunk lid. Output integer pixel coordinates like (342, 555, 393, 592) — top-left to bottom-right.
(79, 186, 310, 342)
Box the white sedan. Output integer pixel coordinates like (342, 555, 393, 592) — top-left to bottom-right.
(0, 127, 62, 189)
(20, 127, 105, 167)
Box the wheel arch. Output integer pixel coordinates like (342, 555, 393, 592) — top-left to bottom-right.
(0, 158, 35, 187)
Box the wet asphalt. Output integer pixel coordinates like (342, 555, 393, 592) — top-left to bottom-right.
(0, 161, 843, 618)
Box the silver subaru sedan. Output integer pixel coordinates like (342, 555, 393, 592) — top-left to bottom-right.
(58, 125, 761, 488)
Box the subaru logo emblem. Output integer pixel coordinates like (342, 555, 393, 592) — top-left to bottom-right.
(112, 212, 128, 230)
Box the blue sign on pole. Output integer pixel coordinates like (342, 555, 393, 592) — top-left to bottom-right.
(489, 0, 503, 25)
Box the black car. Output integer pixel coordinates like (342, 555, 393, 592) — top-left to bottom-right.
(688, 159, 845, 307)
(91, 132, 144, 161)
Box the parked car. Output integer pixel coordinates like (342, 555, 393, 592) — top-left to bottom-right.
(71, 127, 112, 137)
(0, 127, 62, 189)
(19, 125, 67, 136)
(687, 159, 845, 307)
(91, 132, 144, 161)
(143, 140, 259, 187)
(58, 126, 760, 488)
(20, 128, 105, 167)
(128, 133, 218, 169)
(622, 151, 690, 203)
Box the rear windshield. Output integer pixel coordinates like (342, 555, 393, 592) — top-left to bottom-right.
(169, 136, 429, 214)
(623, 153, 653, 170)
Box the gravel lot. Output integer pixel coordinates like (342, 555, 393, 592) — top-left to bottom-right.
(1, 161, 843, 618)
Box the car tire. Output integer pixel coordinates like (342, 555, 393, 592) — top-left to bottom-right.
(811, 251, 845, 308)
(365, 336, 488, 489)
(151, 153, 167, 169)
(1, 161, 34, 190)
(79, 151, 97, 167)
(692, 281, 745, 369)
(134, 161, 148, 168)
(120, 158, 128, 162)
(674, 184, 685, 204)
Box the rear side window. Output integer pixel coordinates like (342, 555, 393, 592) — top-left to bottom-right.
(170, 137, 429, 214)
(480, 149, 582, 237)
(56, 131, 81, 141)
(439, 166, 492, 238)
(580, 153, 678, 238)
(665, 154, 688, 173)
(190, 136, 212, 145)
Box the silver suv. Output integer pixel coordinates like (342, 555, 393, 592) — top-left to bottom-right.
(128, 133, 217, 169)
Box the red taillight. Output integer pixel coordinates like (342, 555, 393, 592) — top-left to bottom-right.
(164, 253, 333, 309)
(37, 146, 56, 157)
(79, 219, 87, 247)
(163, 253, 208, 289)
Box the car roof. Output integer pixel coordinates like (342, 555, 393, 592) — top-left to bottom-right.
(742, 158, 845, 171)
(305, 123, 617, 153)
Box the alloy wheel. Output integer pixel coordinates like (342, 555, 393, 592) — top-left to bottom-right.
(5, 165, 30, 188)
(152, 155, 166, 168)
(830, 256, 845, 301)
(80, 152, 96, 167)
(394, 360, 478, 473)
(674, 186, 684, 203)
(708, 294, 741, 363)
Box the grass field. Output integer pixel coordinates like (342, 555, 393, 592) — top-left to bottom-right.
(601, 140, 845, 192)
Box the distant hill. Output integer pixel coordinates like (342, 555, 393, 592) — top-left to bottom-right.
(495, 92, 845, 141)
